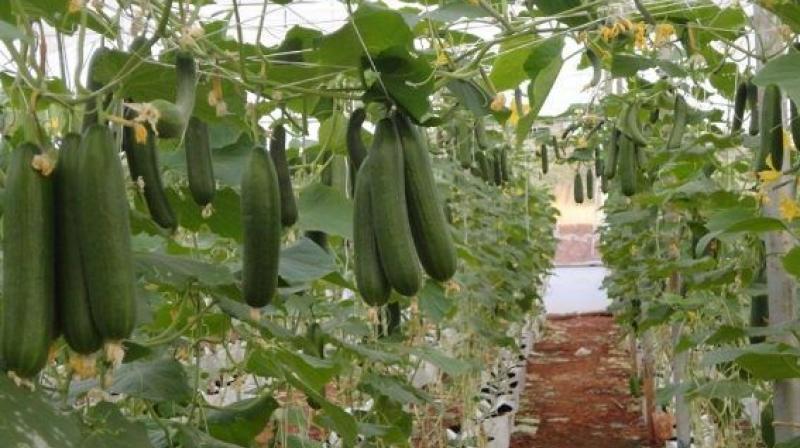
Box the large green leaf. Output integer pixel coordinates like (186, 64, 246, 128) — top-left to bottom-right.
(363, 46, 435, 123)
(0, 375, 82, 447)
(279, 237, 338, 285)
(82, 402, 153, 448)
(135, 252, 236, 289)
(516, 37, 564, 145)
(165, 187, 243, 241)
(446, 79, 491, 116)
(530, 0, 592, 26)
(206, 395, 279, 447)
(610, 54, 687, 78)
(488, 34, 538, 91)
(318, 4, 413, 68)
(111, 359, 193, 402)
(417, 280, 454, 323)
(297, 182, 353, 238)
(753, 53, 800, 106)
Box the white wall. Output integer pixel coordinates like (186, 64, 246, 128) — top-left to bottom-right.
(543, 266, 609, 314)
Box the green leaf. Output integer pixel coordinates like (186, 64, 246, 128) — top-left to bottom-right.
(318, 112, 348, 154)
(358, 373, 429, 405)
(207, 395, 279, 447)
(417, 280, 453, 323)
(82, 402, 153, 448)
(364, 46, 435, 123)
(279, 237, 338, 285)
(0, 20, 31, 42)
(516, 37, 564, 145)
(410, 346, 477, 377)
(111, 359, 193, 402)
(0, 375, 82, 447)
(318, 4, 413, 68)
(488, 34, 538, 91)
(134, 252, 236, 289)
(736, 344, 800, 380)
(760, 2, 800, 33)
(176, 425, 243, 448)
(783, 247, 800, 279)
(530, 0, 592, 26)
(753, 53, 800, 106)
(688, 379, 756, 400)
(165, 187, 242, 241)
(447, 79, 491, 117)
(610, 54, 687, 78)
(297, 183, 353, 238)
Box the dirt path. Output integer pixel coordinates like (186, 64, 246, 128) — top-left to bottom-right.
(510, 314, 653, 448)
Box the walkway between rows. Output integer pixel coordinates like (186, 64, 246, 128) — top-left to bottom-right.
(510, 314, 653, 448)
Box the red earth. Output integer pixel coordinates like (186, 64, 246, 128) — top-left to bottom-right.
(510, 313, 655, 448)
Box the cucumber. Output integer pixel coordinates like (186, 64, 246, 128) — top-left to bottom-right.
(369, 119, 422, 296)
(379, 302, 402, 338)
(455, 121, 473, 169)
(499, 145, 510, 183)
(587, 48, 601, 87)
(594, 146, 602, 175)
(76, 125, 137, 342)
(174, 51, 197, 128)
(750, 295, 768, 344)
(603, 129, 620, 179)
(618, 135, 637, 196)
(346, 108, 368, 172)
(757, 85, 783, 172)
(2, 143, 55, 377)
(790, 100, 800, 151)
(540, 144, 549, 174)
(56, 134, 102, 354)
(184, 117, 216, 206)
(552, 136, 563, 159)
(241, 146, 282, 308)
(562, 122, 579, 140)
(474, 118, 489, 149)
(124, 116, 176, 229)
(747, 82, 760, 136)
(269, 124, 298, 227)
(600, 168, 609, 193)
(666, 94, 687, 149)
(623, 102, 648, 145)
(573, 172, 584, 204)
(586, 168, 594, 200)
(732, 80, 748, 133)
(394, 114, 457, 282)
(151, 99, 185, 139)
(353, 156, 391, 306)
(475, 150, 492, 181)
(492, 148, 503, 185)
(82, 48, 112, 131)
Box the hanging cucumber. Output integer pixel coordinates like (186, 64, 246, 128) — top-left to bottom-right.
(353, 156, 391, 306)
(369, 119, 422, 296)
(540, 144, 549, 174)
(747, 82, 760, 136)
(77, 125, 137, 342)
(82, 47, 112, 131)
(573, 172, 584, 204)
(600, 168, 609, 193)
(756, 85, 783, 172)
(475, 150, 492, 181)
(594, 146, 602, 175)
(379, 302, 402, 338)
(586, 48, 601, 88)
(124, 118, 176, 230)
(732, 80, 748, 133)
(146, 51, 198, 139)
(56, 134, 102, 355)
(2, 143, 55, 377)
(492, 148, 503, 185)
(666, 94, 687, 149)
(269, 124, 298, 227)
(586, 168, 594, 200)
(455, 121, 473, 169)
(790, 100, 800, 152)
(394, 114, 457, 282)
(552, 136, 564, 159)
(618, 135, 637, 197)
(346, 108, 368, 170)
(241, 146, 282, 308)
(750, 295, 768, 344)
(603, 129, 620, 180)
(499, 145, 511, 182)
(474, 118, 489, 149)
(622, 102, 648, 146)
(184, 116, 216, 206)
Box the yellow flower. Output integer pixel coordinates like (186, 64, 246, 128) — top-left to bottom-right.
(654, 23, 675, 47)
(68, 0, 84, 13)
(133, 122, 148, 144)
(780, 194, 800, 221)
(508, 100, 529, 126)
(600, 25, 619, 42)
(490, 93, 506, 112)
(634, 22, 647, 49)
(757, 155, 781, 184)
(435, 50, 451, 67)
(784, 129, 795, 150)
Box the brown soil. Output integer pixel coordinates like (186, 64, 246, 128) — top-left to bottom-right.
(510, 314, 654, 448)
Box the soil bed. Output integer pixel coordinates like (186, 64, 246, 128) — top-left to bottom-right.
(510, 313, 653, 448)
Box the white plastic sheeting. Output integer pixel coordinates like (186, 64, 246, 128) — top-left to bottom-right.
(544, 266, 609, 314)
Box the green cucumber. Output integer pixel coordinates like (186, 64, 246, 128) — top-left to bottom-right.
(394, 114, 457, 282)
(82, 48, 112, 131)
(750, 295, 768, 344)
(77, 125, 137, 342)
(56, 134, 102, 354)
(757, 85, 783, 172)
(474, 118, 489, 149)
(587, 48, 601, 87)
(174, 51, 197, 128)
(603, 129, 620, 180)
(540, 144, 549, 174)
(573, 172, 584, 204)
(594, 146, 602, 175)
(475, 150, 492, 181)
(184, 116, 216, 206)
(499, 145, 510, 183)
(269, 124, 298, 227)
(124, 117, 176, 230)
(2, 143, 55, 377)
(346, 108, 368, 172)
(618, 134, 637, 197)
(492, 148, 503, 185)
(241, 146, 282, 308)
(353, 156, 391, 306)
(666, 94, 687, 149)
(623, 102, 648, 145)
(455, 121, 473, 169)
(600, 168, 609, 193)
(747, 82, 760, 136)
(586, 168, 594, 200)
(369, 119, 422, 296)
(790, 100, 800, 151)
(732, 80, 747, 133)
(151, 99, 185, 139)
